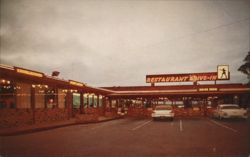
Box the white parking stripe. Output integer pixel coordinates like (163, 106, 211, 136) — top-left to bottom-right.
(209, 119, 238, 133)
(132, 120, 152, 131)
(179, 120, 183, 132)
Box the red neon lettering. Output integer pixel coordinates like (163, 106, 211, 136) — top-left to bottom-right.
(165, 77, 171, 82)
(170, 77, 175, 82)
(174, 77, 180, 82)
(146, 78, 151, 83)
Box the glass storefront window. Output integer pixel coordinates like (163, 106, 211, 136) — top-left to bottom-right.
(88, 94, 93, 107)
(99, 95, 103, 107)
(111, 100, 116, 108)
(16, 82, 31, 108)
(84, 93, 88, 108)
(93, 95, 98, 108)
(34, 87, 45, 108)
(45, 88, 56, 108)
(73, 93, 80, 109)
(58, 89, 66, 108)
(0, 79, 15, 109)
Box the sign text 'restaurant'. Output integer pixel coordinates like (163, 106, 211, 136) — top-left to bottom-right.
(146, 72, 217, 83)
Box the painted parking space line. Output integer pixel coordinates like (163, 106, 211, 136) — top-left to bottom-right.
(208, 119, 238, 133)
(179, 120, 183, 132)
(131, 120, 152, 131)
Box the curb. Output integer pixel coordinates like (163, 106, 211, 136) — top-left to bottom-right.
(0, 117, 122, 136)
(75, 116, 123, 125)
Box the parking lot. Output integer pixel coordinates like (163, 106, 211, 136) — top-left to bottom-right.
(0, 118, 249, 157)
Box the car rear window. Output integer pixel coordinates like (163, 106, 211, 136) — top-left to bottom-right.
(221, 106, 240, 109)
(155, 106, 172, 110)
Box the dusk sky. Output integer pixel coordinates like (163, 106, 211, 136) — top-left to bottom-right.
(0, 0, 249, 87)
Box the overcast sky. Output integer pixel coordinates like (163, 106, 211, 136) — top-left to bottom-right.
(0, 0, 249, 87)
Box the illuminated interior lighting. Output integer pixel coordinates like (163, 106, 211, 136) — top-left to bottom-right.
(16, 68, 43, 77)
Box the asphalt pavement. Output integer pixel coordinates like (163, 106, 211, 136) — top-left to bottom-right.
(0, 118, 249, 157)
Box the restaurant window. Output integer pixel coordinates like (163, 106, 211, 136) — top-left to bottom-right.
(73, 93, 80, 109)
(34, 86, 45, 108)
(45, 88, 56, 108)
(16, 82, 31, 108)
(58, 89, 66, 108)
(89, 94, 93, 107)
(0, 79, 15, 109)
(111, 100, 116, 108)
(93, 95, 98, 108)
(84, 93, 88, 108)
(99, 95, 103, 107)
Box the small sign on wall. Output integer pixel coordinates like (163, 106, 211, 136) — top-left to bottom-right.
(217, 65, 230, 80)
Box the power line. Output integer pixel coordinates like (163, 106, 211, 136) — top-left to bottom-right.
(124, 18, 249, 52)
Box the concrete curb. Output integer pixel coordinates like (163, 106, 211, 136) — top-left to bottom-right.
(0, 117, 123, 136)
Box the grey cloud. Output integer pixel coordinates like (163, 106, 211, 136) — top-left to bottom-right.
(0, 0, 249, 86)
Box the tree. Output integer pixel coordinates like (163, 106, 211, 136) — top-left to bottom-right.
(238, 51, 250, 108)
(238, 51, 250, 85)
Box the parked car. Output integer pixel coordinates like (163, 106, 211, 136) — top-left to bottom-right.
(213, 104, 248, 120)
(152, 105, 174, 121)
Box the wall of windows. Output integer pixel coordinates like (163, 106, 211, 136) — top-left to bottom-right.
(73, 93, 80, 109)
(16, 82, 31, 108)
(58, 89, 66, 108)
(0, 79, 15, 109)
(34, 87, 45, 108)
(99, 95, 103, 107)
(84, 93, 88, 108)
(93, 95, 98, 107)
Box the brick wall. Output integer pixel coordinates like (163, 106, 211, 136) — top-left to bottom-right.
(0, 108, 68, 128)
(34, 108, 68, 124)
(0, 109, 33, 128)
(75, 108, 106, 123)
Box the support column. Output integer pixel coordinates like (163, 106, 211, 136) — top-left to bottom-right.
(80, 92, 84, 114)
(31, 87, 36, 124)
(116, 99, 119, 108)
(102, 96, 107, 114)
(97, 95, 100, 108)
(109, 98, 112, 109)
(92, 94, 95, 108)
(87, 94, 89, 108)
(66, 91, 73, 119)
(54, 88, 58, 108)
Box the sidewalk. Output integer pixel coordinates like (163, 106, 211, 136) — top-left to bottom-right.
(0, 116, 121, 136)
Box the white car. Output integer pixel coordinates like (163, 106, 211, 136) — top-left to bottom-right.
(152, 105, 174, 121)
(213, 104, 248, 120)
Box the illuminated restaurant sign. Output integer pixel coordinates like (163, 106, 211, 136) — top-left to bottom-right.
(69, 80, 85, 87)
(15, 67, 43, 77)
(146, 72, 218, 83)
(217, 65, 230, 80)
